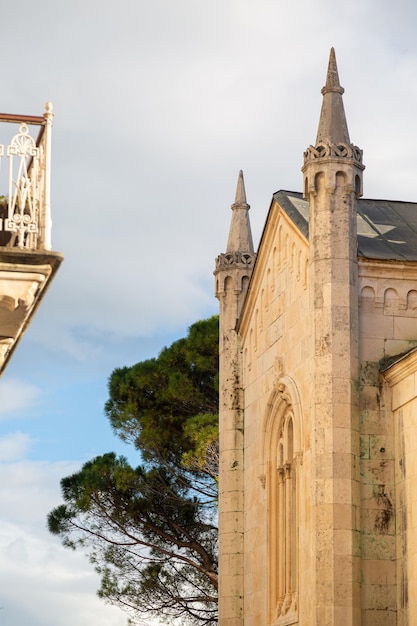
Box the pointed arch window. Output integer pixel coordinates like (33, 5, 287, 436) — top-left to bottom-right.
(264, 379, 302, 626)
(276, 413, 298, 622)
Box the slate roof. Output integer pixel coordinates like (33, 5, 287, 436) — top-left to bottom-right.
(274, 190, 417, 262)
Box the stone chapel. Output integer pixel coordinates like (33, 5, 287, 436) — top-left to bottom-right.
(215, 48, 417, 626)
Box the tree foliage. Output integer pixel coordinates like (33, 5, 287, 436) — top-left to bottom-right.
(48, 316, 219, 625)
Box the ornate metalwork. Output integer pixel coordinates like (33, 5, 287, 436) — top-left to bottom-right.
(0, 104, 53, 251)
(4, 124, 39, 248)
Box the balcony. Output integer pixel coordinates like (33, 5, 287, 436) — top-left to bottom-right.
(0, 104, 63, 374)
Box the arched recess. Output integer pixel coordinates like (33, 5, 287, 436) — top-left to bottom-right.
(407, 289, 417, 310)
(314, 171, 325, 192)
(355, 173, 362, 198)
(335, 170, 347, 191)
(360, 286, 375, 312)
(383, 287, 398, 312)
(262, 377, 303, 625)
(241, 275, 250, 292)
(224, 275, 234, 292)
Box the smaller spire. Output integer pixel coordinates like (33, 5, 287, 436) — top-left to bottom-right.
(234, 169, 247, 205)
(315, 47, 350, 146)
(226, 170, 254, 254)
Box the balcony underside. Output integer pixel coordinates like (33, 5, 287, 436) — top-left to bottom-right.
(0, 248, 63, 374)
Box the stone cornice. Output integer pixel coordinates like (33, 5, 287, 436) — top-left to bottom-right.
(382, 347, 417, 387)
(359, 257, 417, 279)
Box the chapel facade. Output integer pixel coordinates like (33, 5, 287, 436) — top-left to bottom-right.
(215, 48, 417, 626)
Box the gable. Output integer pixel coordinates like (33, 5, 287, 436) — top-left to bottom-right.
(238, 197, 308, 340)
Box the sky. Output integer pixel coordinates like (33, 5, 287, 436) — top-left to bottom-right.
(1, 0, 417, 624)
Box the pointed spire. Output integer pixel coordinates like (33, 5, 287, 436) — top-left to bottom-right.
(226, 170, 254, 254)
(234, 169, 247, 205)
(323, 47, 343, 92)
(315, 47, 350, 146)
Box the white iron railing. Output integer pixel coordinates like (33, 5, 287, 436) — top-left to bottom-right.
(0, 103, 53, 251)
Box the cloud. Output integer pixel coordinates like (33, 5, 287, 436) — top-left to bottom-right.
(0, 521, 130, 626)
(0, 432, 34, 462)
(0, 456, 164, 625)
(0, 379, 41, 419)
(0, 459, 130, 626)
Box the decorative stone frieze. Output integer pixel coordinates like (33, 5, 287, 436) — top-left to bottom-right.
(303, 140, 363, 166)
(215, 251, 255, 272)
